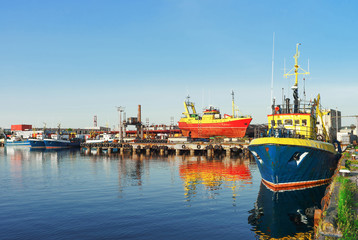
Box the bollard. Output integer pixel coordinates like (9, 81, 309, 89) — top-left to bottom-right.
(314, 209, 322, 228)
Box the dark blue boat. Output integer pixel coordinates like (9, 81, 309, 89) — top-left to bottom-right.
(29, 139, 45, 148)
(43, 125, 82, 149)
(44, 138, 81, 149)
(248, 44, 341, 191)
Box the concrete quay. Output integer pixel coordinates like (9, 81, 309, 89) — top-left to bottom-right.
(315, 147, 358, 239)
(80, 142, 250, 158)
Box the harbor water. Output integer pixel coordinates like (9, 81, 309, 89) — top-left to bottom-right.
(0, 147, 326, 239)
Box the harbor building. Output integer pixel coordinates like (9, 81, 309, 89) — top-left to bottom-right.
(320, 109, 341, 141)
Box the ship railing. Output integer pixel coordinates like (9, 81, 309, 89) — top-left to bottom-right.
(272, 102, 314, 115)
(266, 126, 321, 141)
(238, 115, 252, 118)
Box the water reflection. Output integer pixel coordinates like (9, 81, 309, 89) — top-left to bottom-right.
(179, 157, 252, 201)
(1, 147, 329, 239)
(5, 147, 78, 162)
(117, 155, 147, 188)
(248, 182, 327, 239)
(5, 147, 76, 170)
(4, 148, 255, 202)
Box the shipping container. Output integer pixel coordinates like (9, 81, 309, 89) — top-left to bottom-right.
(11, 124, 32, 131)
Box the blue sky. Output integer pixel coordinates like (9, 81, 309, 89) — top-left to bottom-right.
(1, 0, 357, 129)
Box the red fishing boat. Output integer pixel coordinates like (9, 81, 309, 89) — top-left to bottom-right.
(178, 92, 252, 138)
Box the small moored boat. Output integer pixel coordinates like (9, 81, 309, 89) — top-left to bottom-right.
(5, 136, 30, 146)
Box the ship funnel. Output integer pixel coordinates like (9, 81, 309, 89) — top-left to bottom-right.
(285, 98, 290, 114)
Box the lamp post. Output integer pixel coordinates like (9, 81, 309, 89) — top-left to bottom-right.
(116, 106, 125, 142)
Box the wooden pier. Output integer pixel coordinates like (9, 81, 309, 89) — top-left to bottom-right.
(80, 142, 251, 158)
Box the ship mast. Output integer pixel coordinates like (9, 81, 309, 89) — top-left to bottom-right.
(284, 43, 310, 113)
(231, 90, 235, 118)
(184, 95, 196, 117)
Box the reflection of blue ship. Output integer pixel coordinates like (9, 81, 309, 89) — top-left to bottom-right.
(248, 182, 327, 239)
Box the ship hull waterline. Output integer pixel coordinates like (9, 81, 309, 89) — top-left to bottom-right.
(248, 137, 341, 191)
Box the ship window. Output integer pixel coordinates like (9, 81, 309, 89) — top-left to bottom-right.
(292, 152, 301, 161)
(271, 120, 275, 126)
(295, 120, 300, 125)
(284, 119, 293, 126)
(302, 119, 307, 126)
(277, 120, 282, 126)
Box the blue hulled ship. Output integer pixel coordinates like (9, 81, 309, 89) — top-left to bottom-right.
(5, 138, 30, 146)
(29, 138, 45, 148)
(248, 44, 341, 191)
(43, 125, 82, 149)
(29, 130, 47, 149)
(44, 138, 81, 149)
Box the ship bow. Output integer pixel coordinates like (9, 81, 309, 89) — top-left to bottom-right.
(248, 137, 340, 191)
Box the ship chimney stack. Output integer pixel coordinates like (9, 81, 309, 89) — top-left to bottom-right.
(137, 105, 143, 139)
(285, 98, 290, 114)
(138, 105, 141, 124)
(94, 115, 97, 127)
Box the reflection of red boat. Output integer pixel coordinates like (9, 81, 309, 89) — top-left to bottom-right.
(179, 160, 252, 199)
(179, 161, 252, 184)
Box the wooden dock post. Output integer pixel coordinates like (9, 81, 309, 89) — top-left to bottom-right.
(120, 147, 124, 155)
(176, 149, 180, 155)
(96, 147, 102, 155)
(190, 149, 195, 156)
(85, 147, 91, 155)
(146, 148, 150, 156)
(207, 148, 212, 157)
(225, 148, 231, 157)
(108, 147, 112, 155)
